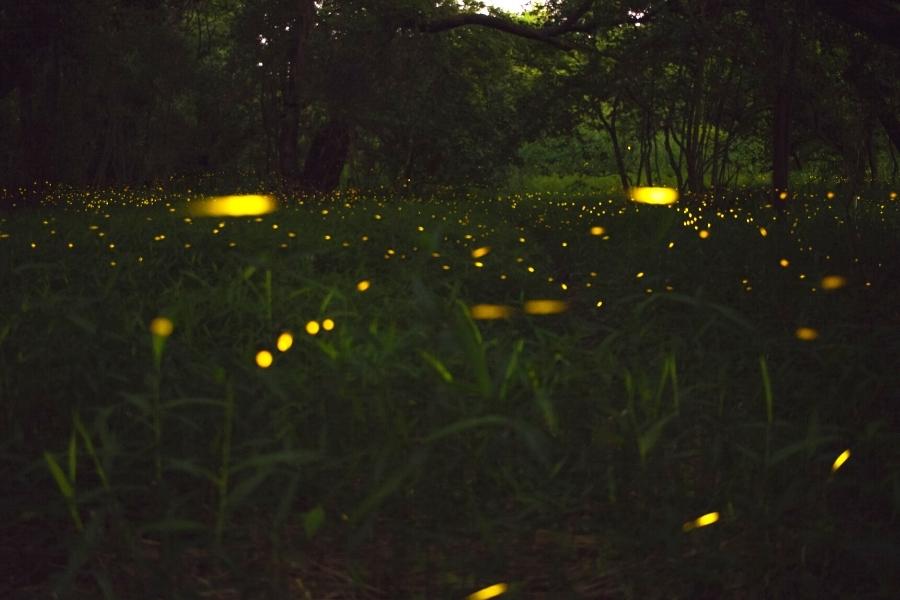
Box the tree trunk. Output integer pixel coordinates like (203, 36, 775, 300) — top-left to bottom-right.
(301, 120, 351, 193)
(771, 17, 799, 205)
(276, 0, 316, 185)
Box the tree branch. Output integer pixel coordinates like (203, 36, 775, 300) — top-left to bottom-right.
(815, 0, 900, 50)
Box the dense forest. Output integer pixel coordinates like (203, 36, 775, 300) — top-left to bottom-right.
(2, 2, 899, 598)
(2, 0, 898, 199)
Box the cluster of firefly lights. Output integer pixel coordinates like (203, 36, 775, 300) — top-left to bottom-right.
(143, 191, 858, 600)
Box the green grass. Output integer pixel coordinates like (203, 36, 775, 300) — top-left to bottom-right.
(1, 186, 899, 599)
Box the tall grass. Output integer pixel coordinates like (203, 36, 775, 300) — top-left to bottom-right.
(1, 186, 898, 598)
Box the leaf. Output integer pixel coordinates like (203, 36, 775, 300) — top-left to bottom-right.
(303, 505, 325, 539)
(637, 412, 677, 462)
(44, 452, 75, 500)
(420, 350, 454, 383)
(422, 415, 513, 444)
(453, 300, 491, 399)
(496, 339, 524, 402)
(166, 459, 218, 484)
(230, 449, 320, 474)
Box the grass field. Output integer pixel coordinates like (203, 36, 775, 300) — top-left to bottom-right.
(1, 186, 898, 599)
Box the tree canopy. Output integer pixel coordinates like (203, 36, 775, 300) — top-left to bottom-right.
(2, 0, 898, 198)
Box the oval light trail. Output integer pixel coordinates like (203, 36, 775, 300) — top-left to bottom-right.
(820, 275, 847, 290)
(255, 350, 274, 368)
(832, 449, 851, 473)
(682, 511, 719, 532)
(630, 187, 678, 205)
(523, 299, 568, 315)
(189, 194, 277, 217)
(795, 327, 819, 341)
(467, 583, 508, 600)
(470, 304, 515, 320)
(149, 317, 174, 338)
(471, 246, 491, 259)
(276, 332, 294, 352)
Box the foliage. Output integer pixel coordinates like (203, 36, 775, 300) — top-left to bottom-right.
(1, 186, 898, 597)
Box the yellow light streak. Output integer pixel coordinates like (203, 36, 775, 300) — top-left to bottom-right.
(188, 194, 277, 217)
(795, 327, 819, 341)
(523, 299, 568, 315)
(820, 275, 847, 290)
(471, 246, 491, 259)
(255, 350, 273, 368)
(470, 304, 515, 320)
(832, 449, 851, 473)
(682, 511, 719, 532)
(276, 332, 294, 352)
(467, 583, 508, 600)
(149, 317, 174, 338)
(630, 186, 678, 205)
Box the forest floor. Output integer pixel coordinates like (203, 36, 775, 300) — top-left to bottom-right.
(1, 186, 899, 599)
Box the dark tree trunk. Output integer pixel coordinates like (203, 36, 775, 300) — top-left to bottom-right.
(276, 0, 315, 185)
(301, 121, 351, 193)
(772, 83, 791, 200)
(772, 18, 799, 205)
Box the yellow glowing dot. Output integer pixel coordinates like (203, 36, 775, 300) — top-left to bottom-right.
(518, 237, 526, 243)
(831, 449, 851, 473)
(276, 332, 294, 352)
(470, 304, 515, 320)
(467, 583, 508, 600)
(305, 321, 320, 335)
(474, 261, 484, 268)
(683, 511, 719, 532)
(188, 194, 277, 217)
(471, 246, 491, 259)
(630, 186, 678, 205)
(759, 227, 768, 237)
(820, 275, 847, 290)
(527, 266, 535, 273)
(149, 317, 174, 338)
(778, 191, 788, 200)
(596, 300, 604, 308)
(890, 191, 897, 200)
(636, 272, 645, 278)
(356, 280, 370, 292)
(826, 191, 835, 200)
(795, 327, 819, 341)
(590, 226, 606, 236)
(667, 241, 675, 249)
(255, 350, 273, 368)
(698, 229, 710, 239)
(523, 299, 568, 315)
(322, 318, 335, 331)
(779, 259, 790, 267)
